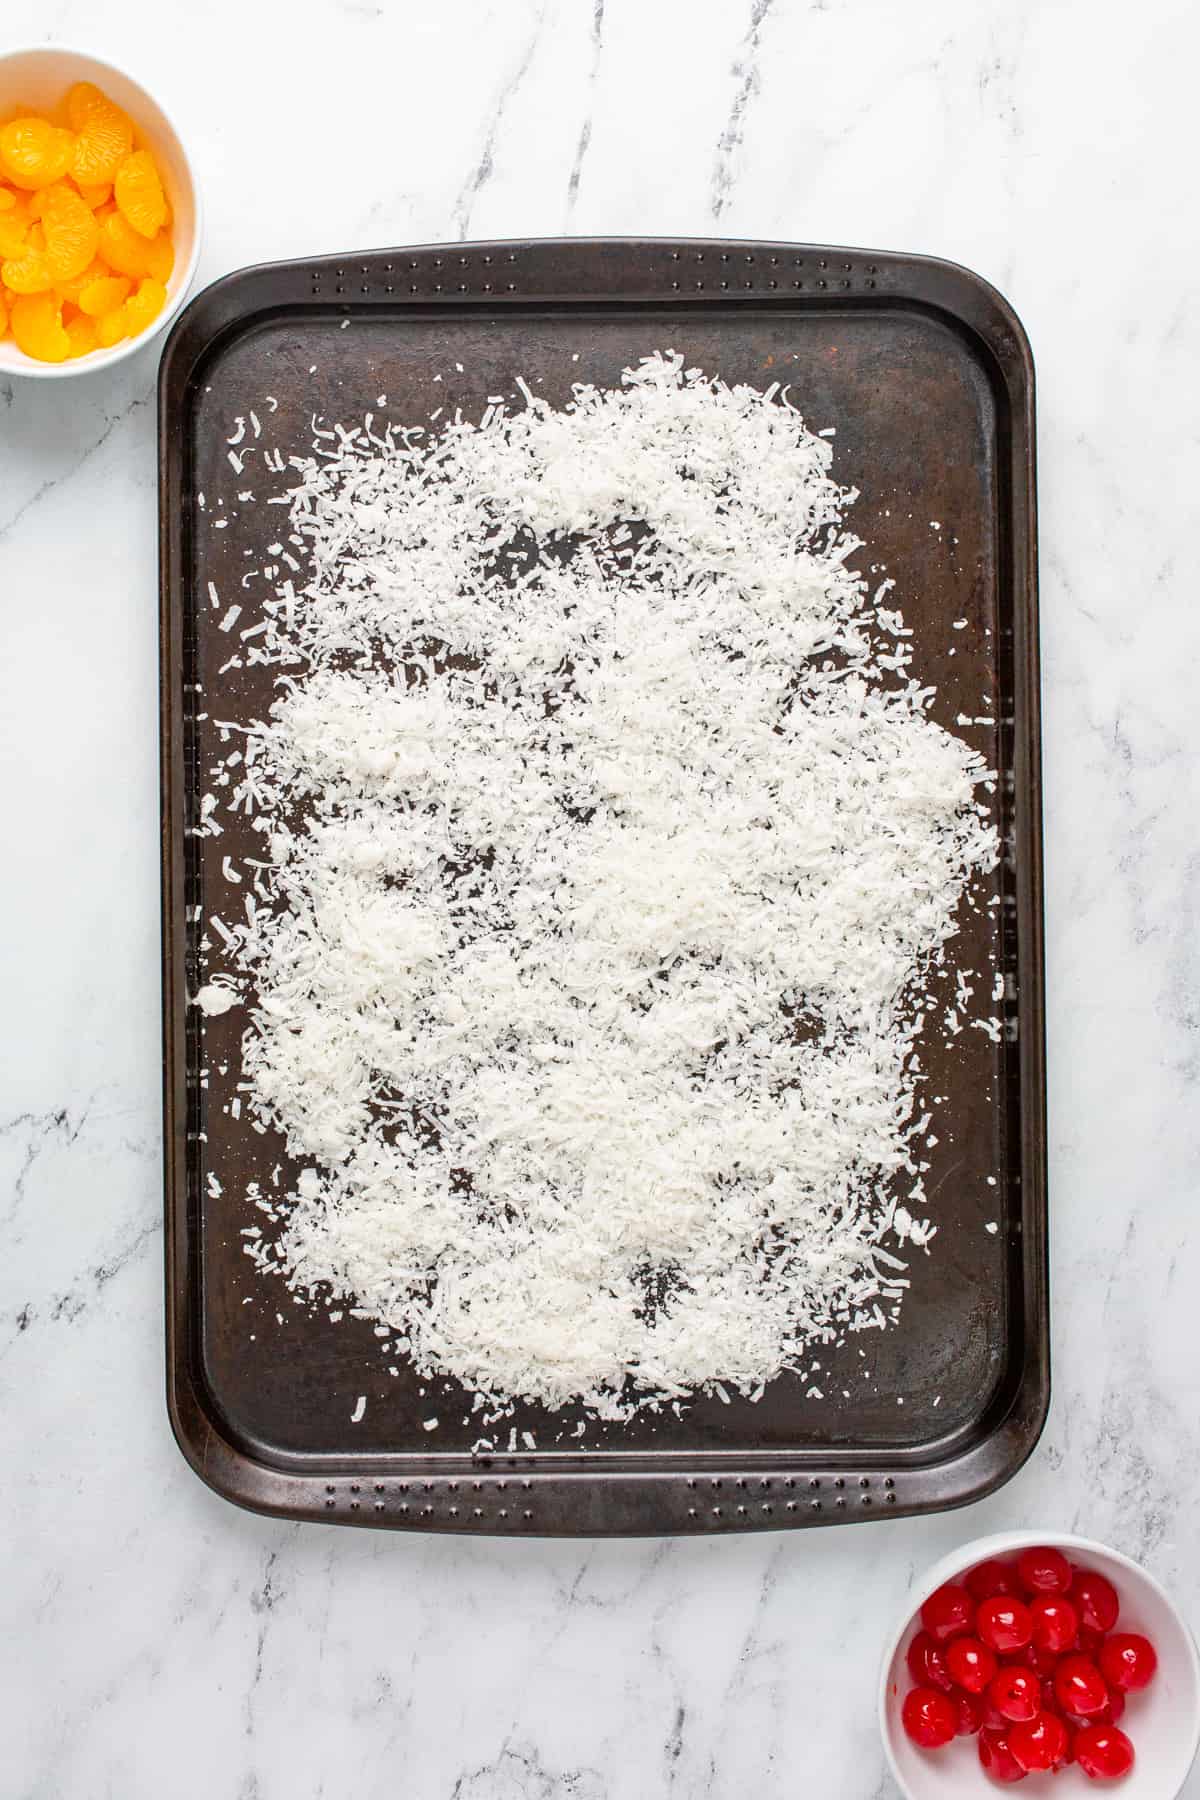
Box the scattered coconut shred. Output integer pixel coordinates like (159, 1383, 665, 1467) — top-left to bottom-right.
(201, 352, 998, 1426)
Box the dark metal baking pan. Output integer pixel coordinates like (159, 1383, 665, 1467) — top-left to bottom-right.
(159, 237, 1045, 1534)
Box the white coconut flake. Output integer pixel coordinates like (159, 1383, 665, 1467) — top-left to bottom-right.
(194, 981, 240, 1016)
(204, 351, 998, 1423)
(350, 1394, 366, 1422)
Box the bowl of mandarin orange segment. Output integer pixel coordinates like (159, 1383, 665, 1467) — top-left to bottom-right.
(0, 47, 200, 374)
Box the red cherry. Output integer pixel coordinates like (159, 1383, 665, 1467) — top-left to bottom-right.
(954, 1690, 983, 1736)
(1067, 1686, 1127, 1730)
(969, 1558, 1022, 1603)
(978, 1726, 1029, 1783)
(902, 1686, 958, 1749)
(1030, 1594, 1079, 1655)
(988, 1666, 1041, 1724)
(906, 1630, 955, 1693)
(977, 1596, 1034, 1655)
(1008, 1711, 1070, 1773)
(946, 1637, 998, 1695)
(1075, 1722, 1135, 1780)
(921, 1582, 974, 1644)
(1100, 1631, 1158, 1692)
(1017, 1546, 1073, 1596)
(982, 1687, 1010, 1729)
(1055, 1655, 1109, 1718)
(1071, 1568, 1120, 1634)
(1022, 1640, 1063, 1678)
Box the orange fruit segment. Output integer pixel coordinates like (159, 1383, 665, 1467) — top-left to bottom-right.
(73, 179, 111, 208)
(64, 312, 98, 358)
(11, 291, 70, 361)
(144, 231, 173, 283)
(65, 82, 102, 132)
(0, 185, 18, 211)
(124, 275, 166, 333)
(67, 83, 133, 187)
(2, 241, 53, 294)
(114, 149, 168, 238)
(0, 209, 28, 258)
(40, 183, 101, 282)
(92, 275, 167, 350)
(99, 208, 154, 277)
(0, 289, 7, 337)
(95, 305, 129, 348)
(0, 118, 76, 191)
(79, 272, 130, 315)
(54, 254, 109, 305)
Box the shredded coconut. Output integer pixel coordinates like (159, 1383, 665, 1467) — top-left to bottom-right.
(204, 352, 997, 1422)
(194, 980, 240, 1017)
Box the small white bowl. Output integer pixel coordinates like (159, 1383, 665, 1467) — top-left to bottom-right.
(0, 45, 201, 378)
(880, 1531, 1200, 1799)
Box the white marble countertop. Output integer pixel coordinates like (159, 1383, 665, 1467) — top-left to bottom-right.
(3, 0, 1199, 1794)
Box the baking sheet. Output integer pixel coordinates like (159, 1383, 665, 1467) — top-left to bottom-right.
(159, 238, 1045, 1532)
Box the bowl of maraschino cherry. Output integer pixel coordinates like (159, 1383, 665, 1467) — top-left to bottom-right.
(880, 1532, 1200, 1796)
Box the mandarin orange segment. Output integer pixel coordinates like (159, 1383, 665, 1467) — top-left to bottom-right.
(0, 289, 7, 337)
(67, 83, 133, 187)
(74, 179, 112, 208)
(54, 254, 108, 304)
(64, 312, 98, 358)
(144, 231, 173, 284)
(99, 208, 152, 277)
(1, 241, 53, 294)
(95, 305, 129, 348)
(0, 185, 18, 211)
(0, 118, 76, 191)
(40, 183, 101, 281)
(11, 291, 70, 361)
(79, 272, 130, 316)
(124, 276, 166, 334)
(0, 210, 28, 258)
(114, 148, 168, 237)
(65, 83, 100, 132)
(66, 82, 109, 132)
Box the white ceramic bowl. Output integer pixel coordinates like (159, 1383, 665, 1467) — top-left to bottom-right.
(880, 1531, 1200, 1798)
(0, 45, 201, 378)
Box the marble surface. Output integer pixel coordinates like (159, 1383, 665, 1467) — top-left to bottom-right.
(3, 0, 1199, 1794)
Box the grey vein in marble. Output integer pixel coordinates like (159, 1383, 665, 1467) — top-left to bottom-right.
(453, 1, 549, 242)
(564, 0, 605, 226)
(711, 0, 775, 221)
